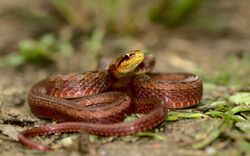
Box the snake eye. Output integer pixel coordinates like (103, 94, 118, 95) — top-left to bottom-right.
(124, 54, 130, 60)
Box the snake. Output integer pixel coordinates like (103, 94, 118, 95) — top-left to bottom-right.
(18, 50, 203, 151)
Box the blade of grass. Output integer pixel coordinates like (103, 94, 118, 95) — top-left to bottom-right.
(165, 111, 206, 121)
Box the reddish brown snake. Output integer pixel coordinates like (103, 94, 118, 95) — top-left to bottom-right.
(18, 50, 203, 151)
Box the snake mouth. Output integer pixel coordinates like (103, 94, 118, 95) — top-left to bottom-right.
(119, 61, 142, 73)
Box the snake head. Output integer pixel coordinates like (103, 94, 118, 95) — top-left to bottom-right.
(109, 50, 144, 78)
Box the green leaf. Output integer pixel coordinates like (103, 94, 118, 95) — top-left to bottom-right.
(166, 111, 206, 121)
(205, 111, 225, 118)
(231, 106, 250, 115)
(229, 92, 250, 105)
(210, 100, 229, 112)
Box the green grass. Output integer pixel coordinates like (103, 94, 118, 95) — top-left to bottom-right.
(201, 51, 250, 86)
(0, 34, 73, 67)
(193, 92, 250, 154)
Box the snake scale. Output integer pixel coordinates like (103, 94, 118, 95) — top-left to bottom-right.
(18, 50, 203, 151)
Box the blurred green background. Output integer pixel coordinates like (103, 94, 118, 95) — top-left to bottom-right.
(0, 0, 249, 85)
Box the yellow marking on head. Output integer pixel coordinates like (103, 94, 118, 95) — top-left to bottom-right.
(110, 50, 144, 78)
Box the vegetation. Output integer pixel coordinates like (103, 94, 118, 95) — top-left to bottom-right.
(0, 0, 249, 155)
(0, 0, 210, 69)
(0, 34, 72, 67)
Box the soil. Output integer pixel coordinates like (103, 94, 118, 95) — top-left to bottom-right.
(0, 0, 249, 156)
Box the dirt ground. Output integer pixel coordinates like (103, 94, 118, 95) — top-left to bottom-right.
(0, 0, 250, 156)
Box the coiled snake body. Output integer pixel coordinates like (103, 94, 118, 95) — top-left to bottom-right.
(18, 50, 203, 151)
